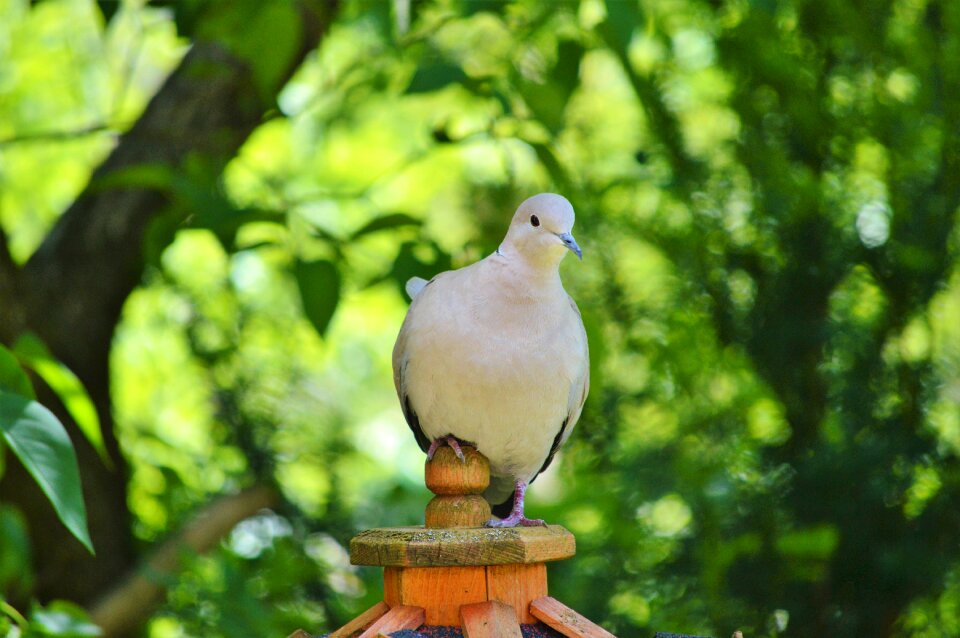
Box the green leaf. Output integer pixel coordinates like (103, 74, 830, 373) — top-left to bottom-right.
(88, 163, 176, 193)
(190, 206, 284, 253)
(196, 0, 302, 103)
(0, 344, 34, 400)
(602, 0, 643, 54)
(13, 334, 110, 468)
(407, 63, 469, 93)
(0, 392, 93, 554)
(0, 505, 31, 592)
(30, 600, 101, 637)
(350, 213, 422, 240)
(96, 1, 120, 25)
(372, 240, 453, 296)
(294, 260, 341, 337)
(520, 39, 584, 133)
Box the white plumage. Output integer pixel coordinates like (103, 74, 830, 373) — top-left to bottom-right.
(392, 193, 589, 527)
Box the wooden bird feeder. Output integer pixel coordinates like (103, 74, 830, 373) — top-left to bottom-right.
(294, 446, 617, 638)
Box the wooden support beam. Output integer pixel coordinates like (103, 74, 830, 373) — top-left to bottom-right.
(328, 601, 390, 638)
(487, 563, 547, 623)
(357, 605, 425, 638)
(460, 600, 523, 638)
(530, 596, 617, 638)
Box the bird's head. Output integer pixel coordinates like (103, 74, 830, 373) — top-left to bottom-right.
(501, 193, 582, 267)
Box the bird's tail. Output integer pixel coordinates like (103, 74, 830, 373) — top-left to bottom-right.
(484, 474, 516, 518)
(491, 493, 514, 519)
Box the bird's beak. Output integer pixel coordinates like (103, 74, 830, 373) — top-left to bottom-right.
(557, 232, 583, 260)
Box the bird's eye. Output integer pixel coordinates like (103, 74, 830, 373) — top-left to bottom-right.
(530, 215, 540, 227)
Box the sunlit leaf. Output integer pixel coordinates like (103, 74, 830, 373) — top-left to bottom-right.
(13, 334, 110, 468)
(294, 259, 341, 337)
(191, 207, 284, 252)
(30, 600, 101, 637)
(0, 392, 93, 554)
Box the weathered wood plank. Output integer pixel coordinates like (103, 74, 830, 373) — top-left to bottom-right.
(350, 525, 575, 567)
(460, 600, 523, 638)
(487, 563, 547, 623)
(328, 601, 390, 638)
(530, 596, 616, 638)
(356, 605, 425, 638)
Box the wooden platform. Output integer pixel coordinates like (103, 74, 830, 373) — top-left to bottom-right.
(302, 447, 618, 637)
(350, 525, 575, 567)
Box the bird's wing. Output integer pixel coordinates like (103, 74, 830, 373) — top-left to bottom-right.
(393, 275, 442, 453)
(534, 294, 590, 478)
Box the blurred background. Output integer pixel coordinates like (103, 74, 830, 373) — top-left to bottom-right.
(0, 0, 958, 636)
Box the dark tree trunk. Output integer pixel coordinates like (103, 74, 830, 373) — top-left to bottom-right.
(0, 1, 336, 606)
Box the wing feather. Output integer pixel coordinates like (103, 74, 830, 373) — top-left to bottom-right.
(533, 295, 590, 479)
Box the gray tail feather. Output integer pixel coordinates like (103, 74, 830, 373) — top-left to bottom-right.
(484, 474, 516, 519)
(491, 493, 514, 519)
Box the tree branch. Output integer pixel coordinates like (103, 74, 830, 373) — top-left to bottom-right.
(88, 486, 280, 637)
(0, 224, 12, 283)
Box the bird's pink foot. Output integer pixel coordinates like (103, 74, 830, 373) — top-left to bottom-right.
(487, 512, 546, 528)
(426, 435, 470, 462)
(485, 480, 546, 528)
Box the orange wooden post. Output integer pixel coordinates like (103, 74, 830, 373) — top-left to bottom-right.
(295, 446, 617, 637)
(424, 447, 491, 528)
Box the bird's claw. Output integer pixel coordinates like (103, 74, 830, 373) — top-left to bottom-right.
(485, 514, 547, 528)
(426, 435, 469, 463)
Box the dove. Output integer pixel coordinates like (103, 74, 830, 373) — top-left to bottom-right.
(392, 193, 589, 527)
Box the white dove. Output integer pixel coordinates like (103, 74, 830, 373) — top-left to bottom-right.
(392, 193, 589, 527)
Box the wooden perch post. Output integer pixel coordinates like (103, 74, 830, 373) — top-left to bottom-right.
(296, 447, 617, 637)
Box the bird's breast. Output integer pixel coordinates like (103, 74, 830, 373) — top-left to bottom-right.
(402, 298, 580, 480)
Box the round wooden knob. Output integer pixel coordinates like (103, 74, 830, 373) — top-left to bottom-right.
(425, 446, 490, 495)
(424, 446, 491, 528)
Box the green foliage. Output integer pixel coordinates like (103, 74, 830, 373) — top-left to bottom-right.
(12, 334, 109, 466)
(295, 259, 342, 337)
(0, 394, 93, 554)
(0, 342, 95, 555)
(0, 346, 34, 400)
(0, 506, 32, 597)
(2, 0, 960, 637)
(1, 598, 101, 637)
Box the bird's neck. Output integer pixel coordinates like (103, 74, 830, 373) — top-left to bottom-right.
(493, 243, 564, 290)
